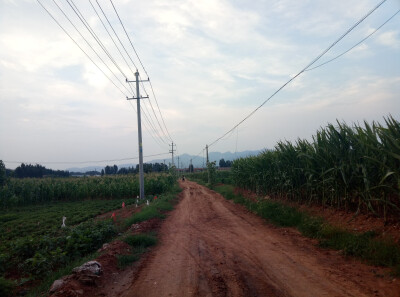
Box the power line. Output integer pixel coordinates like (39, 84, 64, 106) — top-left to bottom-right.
(67, 0, 129, 79)
(207, 0, 387, 149)
(140, 100, 169, 146)
(109, 0, 174, 143)
(109, 0, 146, 75)
(306, 8, 400, 72)
(127, 100, 169, 151)
(51, 0, 133, 95)
(41, 0, 169, 148)
(4, 152, 170, 165)
(139, 75, 172, 143)
(37, 0, 128, 97)
(148, 78, 174, 142)
(95, 0, 138, 73)
(94, 1, 171, 147)
(89, 0, 136, 78)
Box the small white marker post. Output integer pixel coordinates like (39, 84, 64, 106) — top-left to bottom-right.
(61, 216, 66, 228)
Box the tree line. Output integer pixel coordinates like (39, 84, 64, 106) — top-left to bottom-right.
(1, 162, 70, 179)
(101, 163, 169, 175)
(0, 161, 170, 180)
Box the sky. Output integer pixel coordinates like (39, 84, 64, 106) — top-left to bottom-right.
(0, 0, 399, 170)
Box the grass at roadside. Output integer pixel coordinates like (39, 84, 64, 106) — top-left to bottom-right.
(214, 184, 400, 275)
(118, 185, 180, 269)
(124, 186, 179, 228)
(118, 233, 158, 268)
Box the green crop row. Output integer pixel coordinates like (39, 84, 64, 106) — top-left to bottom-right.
(0, 174, 175, 209)
(0, 199, 132, 243)
(232, 116, 400, 219)
(0, 219, 117, 277)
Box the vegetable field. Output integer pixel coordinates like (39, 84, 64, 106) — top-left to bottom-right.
(232, 116, 400, 219)
(0, 173, 176, 295)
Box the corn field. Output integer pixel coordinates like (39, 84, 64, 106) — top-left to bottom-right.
(232, 116, 400, 220)
(0, 174, 175, 209)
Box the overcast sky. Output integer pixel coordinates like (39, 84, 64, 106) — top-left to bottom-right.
(0, 0, 399, 170)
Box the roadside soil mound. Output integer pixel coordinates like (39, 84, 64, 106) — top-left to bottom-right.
(48, 218, 163, 297)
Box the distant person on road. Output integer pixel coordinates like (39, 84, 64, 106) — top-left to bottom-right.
(182, 175, 185, 181)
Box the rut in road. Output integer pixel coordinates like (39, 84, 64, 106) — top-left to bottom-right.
(120, 180, 398, 297)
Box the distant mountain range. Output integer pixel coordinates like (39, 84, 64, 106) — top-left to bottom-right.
(67, 150, 262, 173)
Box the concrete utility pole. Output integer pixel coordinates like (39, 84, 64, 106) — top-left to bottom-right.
(206, 144, 210, 184)
(127, 71, 149, 199)
(169, 142, 176, 167)
(177, 156, 180, 170)
(206, 145, 209, 164)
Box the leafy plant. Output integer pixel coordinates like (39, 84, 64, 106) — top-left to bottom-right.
(0, 277, 14, 297)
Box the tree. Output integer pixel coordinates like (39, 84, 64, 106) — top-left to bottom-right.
(207, 161, 217, 185)
(104, 165, 118, 175)
(219, 159, 226, 168)
(101, 169, 105, 176)
(15, 163, 45, 178)
(117, 168, 129, 175)
(219, 159, 232, 168)
(189, 164, 194, 173)
(0, 160, 6, 186)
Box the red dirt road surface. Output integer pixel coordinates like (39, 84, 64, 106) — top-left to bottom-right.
(121, 180, 399, 297)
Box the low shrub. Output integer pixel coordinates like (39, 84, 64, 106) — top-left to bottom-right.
(0, 277, 14, 297)
(123, 234, 157, 248)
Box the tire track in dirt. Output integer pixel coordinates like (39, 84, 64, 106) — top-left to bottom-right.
(120, 181, 399, 297)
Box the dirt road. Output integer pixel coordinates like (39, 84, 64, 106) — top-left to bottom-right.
(120, 181, 399, 297)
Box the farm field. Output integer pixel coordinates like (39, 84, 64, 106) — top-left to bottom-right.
(0, 174, 176, 296)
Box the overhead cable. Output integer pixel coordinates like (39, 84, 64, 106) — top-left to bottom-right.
(67, 0, 129, 80)
(89, 0, 136, 78)
(51, 0, 133, 95)
(37, 0, 128, 97)
(109, 0, 174, 143)
(306, 8, 400, 72)
(208, 0, 387, 149)
(95, 0, 138, 71)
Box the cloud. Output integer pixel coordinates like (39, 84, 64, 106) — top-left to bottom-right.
(377, 30, 400, 48)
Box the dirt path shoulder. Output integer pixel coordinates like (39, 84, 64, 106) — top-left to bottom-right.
(120, 180, 399, 297)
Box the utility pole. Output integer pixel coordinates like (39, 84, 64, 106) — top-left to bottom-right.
(177, 156, 180, 170)
(190, 158, 192, 172)
(169, 142, 176, 167)
(206, 144, 210, 184)
(127, 71, 149, 199)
